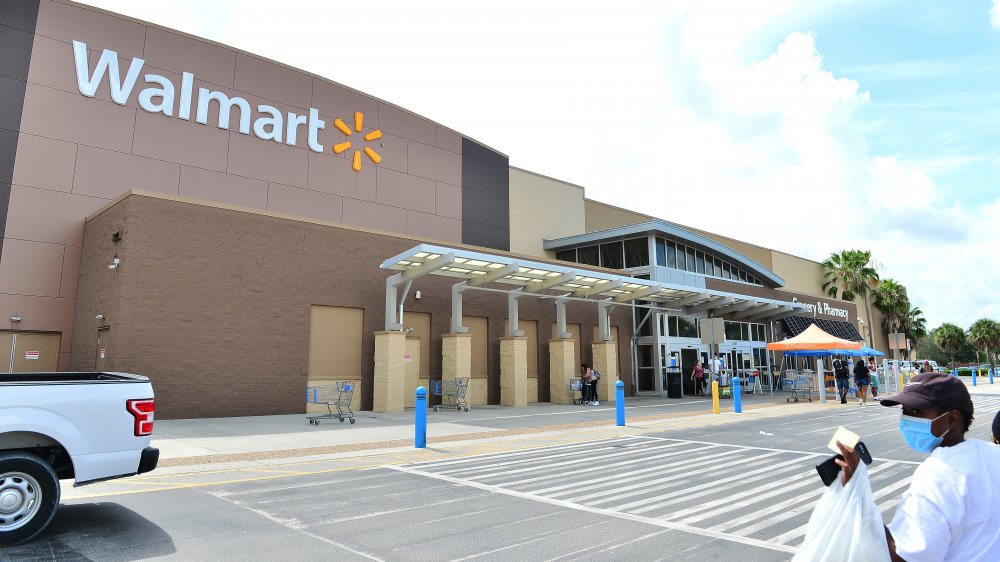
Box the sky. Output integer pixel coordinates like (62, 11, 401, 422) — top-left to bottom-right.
(77, 0, 1000, 330)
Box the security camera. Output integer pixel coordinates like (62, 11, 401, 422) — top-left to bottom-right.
(95, 314, 105, 321)
(108, 257, 120, 270)
(9, 315, 21, 323)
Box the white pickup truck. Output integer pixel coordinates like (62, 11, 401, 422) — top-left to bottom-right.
(0, 372, 158, 545)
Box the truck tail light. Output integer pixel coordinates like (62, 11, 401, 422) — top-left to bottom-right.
(127, 398, 155, 436)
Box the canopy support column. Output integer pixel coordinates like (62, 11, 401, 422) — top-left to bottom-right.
(507, 291, 525, 337)
(597, 301, 612, 342)
(555, 298, 571, 339)
(451, 283, 469, 334)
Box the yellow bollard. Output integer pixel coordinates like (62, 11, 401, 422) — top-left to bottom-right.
(899, 373, 905, 390)
(712, 380, 720, 415)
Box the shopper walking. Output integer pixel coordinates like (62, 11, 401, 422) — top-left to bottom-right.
(836, 372, 1000, 560)
(868, 358, 879, 399)
(920, 360, 934, 373)
(853, 359, 870, 405)
(833, 355, 851, 404)
(692, 362, 706, 396)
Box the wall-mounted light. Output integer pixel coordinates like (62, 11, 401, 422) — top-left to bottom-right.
(10, 315, 22, 323)
(96, 314, 105, 321)
(414, 290, 422, 300)
(108, 256, 120, 270)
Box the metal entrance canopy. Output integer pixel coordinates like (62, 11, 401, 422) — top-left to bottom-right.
(381, 244, 810, 336)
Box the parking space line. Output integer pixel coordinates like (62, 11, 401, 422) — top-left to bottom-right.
(385, 464, 797, 555)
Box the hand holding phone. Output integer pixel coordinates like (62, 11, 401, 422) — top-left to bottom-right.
(815, 440, 872, 486)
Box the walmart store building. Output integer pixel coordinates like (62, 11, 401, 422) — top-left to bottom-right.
(0, 1, 884, 418)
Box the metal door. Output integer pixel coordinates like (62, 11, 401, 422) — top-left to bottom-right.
(7, 332, 60, 372)
(95, 327, 111, 371)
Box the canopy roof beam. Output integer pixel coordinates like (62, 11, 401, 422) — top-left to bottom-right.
(687, 296, 734, 314)
(574, 279, 624, 298)
(712, 300, 759, 316)
(615, 285, 662, 303)
(525, 272, 575, 294)
(466, 262, 520, 288)
(731, 303, 777, 320)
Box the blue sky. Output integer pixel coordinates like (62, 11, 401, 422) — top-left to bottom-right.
(79, 0, 1000, 330)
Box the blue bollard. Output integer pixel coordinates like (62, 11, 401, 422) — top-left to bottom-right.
(415, 386, 427, 448)
(972, 368, 977, 387)
(615, 380, 625, 426)
(733, 376, 742, 414)
(990, 368, 995, 385)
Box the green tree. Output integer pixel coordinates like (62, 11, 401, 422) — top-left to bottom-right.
(914, 337, 949, 365)
(968, 318, 1000, 374)
(934, 323, 967, 369)
(822, 249, 879, 347)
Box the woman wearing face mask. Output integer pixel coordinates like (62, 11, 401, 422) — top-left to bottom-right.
(835, 372, 1000, 561)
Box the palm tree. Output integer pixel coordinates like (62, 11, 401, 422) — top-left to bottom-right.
(873, 279, 909, 335)
(901, 306, 927, 346)
(822, 249, 879, 347)
(968, 318, 1000, 375)
(934, 323, 967, 370)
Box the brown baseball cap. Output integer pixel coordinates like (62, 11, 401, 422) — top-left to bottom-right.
(880, 372, 974, 416)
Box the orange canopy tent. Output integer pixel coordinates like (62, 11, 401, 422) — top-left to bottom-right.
(767, 323, 862, 351)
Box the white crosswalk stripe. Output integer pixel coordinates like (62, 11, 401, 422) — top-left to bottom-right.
(402, 436, 918, 548)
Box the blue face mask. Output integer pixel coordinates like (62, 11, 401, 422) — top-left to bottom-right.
(899, 412, 950, 453)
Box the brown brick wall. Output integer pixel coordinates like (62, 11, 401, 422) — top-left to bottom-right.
(71, 194, 633, 419)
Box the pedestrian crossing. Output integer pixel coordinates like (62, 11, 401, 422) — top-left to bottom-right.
(399, 436, 917, 549)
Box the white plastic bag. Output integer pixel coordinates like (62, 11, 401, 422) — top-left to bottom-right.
(792, 462, 890, 562)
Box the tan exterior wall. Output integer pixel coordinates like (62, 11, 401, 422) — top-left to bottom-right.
(584, 200, 652, 232)
(509, 168, 585, 257)
(770, 251, 827, 296)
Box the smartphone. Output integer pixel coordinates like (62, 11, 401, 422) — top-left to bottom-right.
(815, 441, 873, 486)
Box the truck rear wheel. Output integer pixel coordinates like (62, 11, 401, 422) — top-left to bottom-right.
(0, 452, 60, 545)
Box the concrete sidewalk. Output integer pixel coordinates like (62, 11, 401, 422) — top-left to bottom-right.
(151, 392, 803, 466)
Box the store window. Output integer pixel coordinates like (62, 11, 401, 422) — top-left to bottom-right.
(695, 251, 705, 274)
(666, 241, 677, 269)
(555, 249, 575, 262)
(685, 247, 695, 271)
(655, 237, 666, 266)
(724, 321, 741, 341)
(601, 241, 624, 269)
(678, 317, 699, 338)
(624, 238, 649, 268)
(578, 245, 599, 266)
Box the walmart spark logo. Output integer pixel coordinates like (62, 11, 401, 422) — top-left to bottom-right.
(332, 112, 382, 171)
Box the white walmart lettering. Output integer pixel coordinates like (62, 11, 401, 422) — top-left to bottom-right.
(72, 41, 327, 151)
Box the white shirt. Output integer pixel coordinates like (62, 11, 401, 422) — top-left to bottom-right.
(889, 439, 1000, 561)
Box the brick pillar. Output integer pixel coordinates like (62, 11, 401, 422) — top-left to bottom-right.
(500, 337, 528, 407)
(592, 340, 618, 403)
(549, 339, 576, 404)
(442, 334, 472, 382)
(373, 331, 406, 413)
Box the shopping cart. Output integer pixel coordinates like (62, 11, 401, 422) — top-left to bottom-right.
(785, 374, 814, 403)
(569, 379, 585, 404)
(306, 380, 359, 424)
(430, 377, 470, 412)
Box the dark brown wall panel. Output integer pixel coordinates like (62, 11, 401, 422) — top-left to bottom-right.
(0, 0, 40, 259)
(72, 195, 631, 418)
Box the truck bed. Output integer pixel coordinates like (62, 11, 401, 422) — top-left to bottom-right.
(0, 372, 150, 384)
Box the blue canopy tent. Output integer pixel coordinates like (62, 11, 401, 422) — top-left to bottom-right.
(783, 345, 884, 357)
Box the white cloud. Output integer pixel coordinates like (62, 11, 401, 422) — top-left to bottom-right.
(75, 0, 1000, 329)
(992, 0, 1000, 29)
